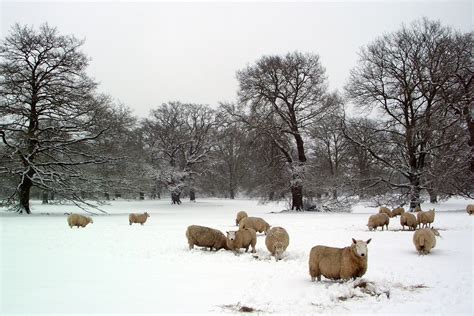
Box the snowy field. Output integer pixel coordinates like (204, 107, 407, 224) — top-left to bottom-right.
(1, 198, 473, 315)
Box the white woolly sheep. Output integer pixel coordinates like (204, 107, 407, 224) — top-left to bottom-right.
(400, 212, 417, 231)
(129, 212, 150, 225)
(265, 227, 290, 261)
(391, 207, 405, 217)
(417, 209, 435, 228)
(413, 228, 440, 255)
(226, 228, 257, 254)
(309, 238, 372, 281)
(379, 207, 392, 218)
(235, 210, 248, 226)
(466, 204, 474, 215)
(67, 213, 93, 228)
(239, 217, 271, 234)
(186, 225, 229, 251)
(367, 213, 390, 231)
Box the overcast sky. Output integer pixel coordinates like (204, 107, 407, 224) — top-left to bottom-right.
(1, 0, 472, 117)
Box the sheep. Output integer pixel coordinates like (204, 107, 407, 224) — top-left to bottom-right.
(235, 210, 248, 226)
(466, 204, 474, 215)
(67, 213, 93, 228)
(226, 228, 257, 254)
(186, 225, 229, 251)
(379, 206, 392, 218)
(309, 238, 372, 282)
(367, 213, 390, 231)
(400, 212, 418, 231)
(417, 209, 435, 228)
(239, 217, 271, 234)
(413, 228, 440, 255)
(414, 205, 422, 212)
(391, 207, 405, 217)
(129, 212, 150, 225)
(265, 227, 290, 261)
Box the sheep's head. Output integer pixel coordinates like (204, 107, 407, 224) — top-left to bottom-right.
(89, 217, 94, 224)
(226, 231, 237, 241)
(144, 212, 150, 218)
(352, 238, 371, 258)
(431, 228, 441, 237)
(274, 242, 285, 261)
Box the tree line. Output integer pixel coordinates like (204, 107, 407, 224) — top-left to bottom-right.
(0, 19, 472, 214)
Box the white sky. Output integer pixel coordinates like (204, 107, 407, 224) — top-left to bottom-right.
(1, 0, 472, 117)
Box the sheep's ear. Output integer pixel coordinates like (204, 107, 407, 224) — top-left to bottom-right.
(366, 238, 372, 244)
(352, 238, 357, 244)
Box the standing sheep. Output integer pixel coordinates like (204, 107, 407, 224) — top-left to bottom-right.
(235, 210, 248, 226)
(186, 225, 229, 251)
(466, 204, 474, 215)
(226, 228, 257, 254)
(413, 228, 440, 255)
(265, 227, 290, 261)
(239, 217, 271, 234)
(400, 212, 417, 231)
(67, 214, 93, 228)
(379, 207, 392, 218)
(417, 209, 435, 228)
(367, 213, 390, 231)
(129, 212, 150, 225)
(391, 207, 405, 217)
(309, 238, 372, 281)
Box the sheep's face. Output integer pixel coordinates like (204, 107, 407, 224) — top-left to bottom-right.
(226, 231, 237, 241)
(431, 228, 440, 237)
(144, 212, 150, 218)
(89, 218, 94, 224)
(352, 238, 371, 258)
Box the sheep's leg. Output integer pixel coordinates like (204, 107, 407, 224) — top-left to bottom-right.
(245, 246, 249, 253)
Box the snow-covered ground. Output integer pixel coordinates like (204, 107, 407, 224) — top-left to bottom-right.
(1, 198, 473, 314)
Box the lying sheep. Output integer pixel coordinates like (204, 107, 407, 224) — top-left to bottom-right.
(129, 212, 150, 225)
(265, 227, 290, 261)
(309, 238, 372, 281)
(67, 213, 93, 228)
(235, 210, 248, 226)
(391, 207, 405, 217)
(413, 228, 440, 255)
(466, 204, 474, 215)
(400, 212, 417, 231)
(367, 213, 390, 231)
(239, 217, 271, 234)
(226, 228, 257, 254)
(417, 209, 435, 228)
(186, 225, 229, 251)
(379, 206, 392, 218)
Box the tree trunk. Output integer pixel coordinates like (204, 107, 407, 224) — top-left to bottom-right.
(104, 192, 110, 200)
(408, 178, 421, 211)
(332, 189, 338, 200)
(18, 173, 33, 214)
(291, 185, 303, 211)
(50, 191, 55, 201)
(427, 188, 438, 203)
(42, 191, 49, 204)
(171, 192, 182, 205)
(229, 187, 235, 199)
(189, 189, 196, 202)
(139, 192, 144, 200)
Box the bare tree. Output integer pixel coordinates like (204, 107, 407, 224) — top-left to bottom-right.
(0, 23, 111, 213)
(346, 18, 472, 210)
(142, 102, 216, 204)
(236, 51, 330, 210)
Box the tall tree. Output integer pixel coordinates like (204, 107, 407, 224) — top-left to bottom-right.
(142, 102, 216, 204)
(0, 23, 111, 213)
(346, 18, 472, 210)
(236, 51, 329, 210)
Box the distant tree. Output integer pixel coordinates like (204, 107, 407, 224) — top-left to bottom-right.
(202, 104, 253, 199)
(0, 23, 111, 213)
(236, 51, 330, 210)
(307, 93, 348, 199)
(346, 18, 473, 210)
(142, 102, 216, 204)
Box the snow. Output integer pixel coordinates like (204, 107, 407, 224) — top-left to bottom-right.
(1, 198, 473, 314)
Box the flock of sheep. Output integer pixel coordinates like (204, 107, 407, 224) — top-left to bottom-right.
(66, 203, 474, 282)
